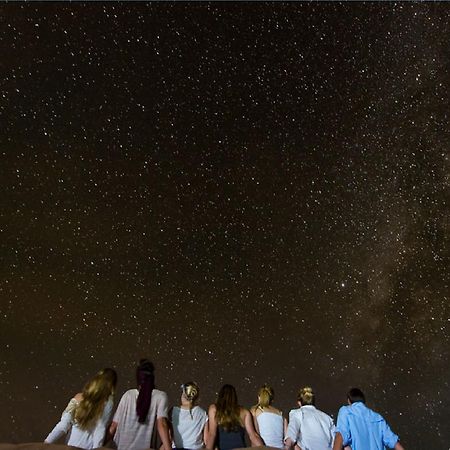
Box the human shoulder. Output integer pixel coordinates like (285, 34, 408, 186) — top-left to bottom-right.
(239, 406, 251, 421)
(73, 392, 83, 402)
(152, 389, 169, 405)
(193, 405, 207, 415)
(269, 406, 283, 416)
(119, 388, 139, 402)
(153, 388, 168, 397)
(362, 404, 386, 423)
(315, 407, 334, 422)
(337, 404, 351, 416)
(208, 403, 217, 414)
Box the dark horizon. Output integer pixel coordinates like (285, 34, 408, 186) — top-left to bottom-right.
(1, 3, 448, 448)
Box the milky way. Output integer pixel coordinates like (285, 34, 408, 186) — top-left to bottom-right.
(0, 3, 448, 448)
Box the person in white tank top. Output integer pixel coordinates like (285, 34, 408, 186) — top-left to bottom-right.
(250, 384, 287, 449)
(170, 381, 208, 450)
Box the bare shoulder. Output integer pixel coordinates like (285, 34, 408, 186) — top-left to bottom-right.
(208, 404, 217, 414)
(74, 392, 83, 402)
(240, 406, 251, 420)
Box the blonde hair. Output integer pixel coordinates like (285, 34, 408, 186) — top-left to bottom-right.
(74, 368, 117, 430)
(297, 386, 315, 406)
(182, 381, 200, 419)
(257, 384, 274, 409)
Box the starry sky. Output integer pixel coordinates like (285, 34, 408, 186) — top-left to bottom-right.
(0, 2, 449, 448)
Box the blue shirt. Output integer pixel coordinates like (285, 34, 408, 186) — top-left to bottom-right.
(336, 402, 399, 450)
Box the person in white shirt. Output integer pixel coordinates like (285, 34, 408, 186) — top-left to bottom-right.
(170, 381, 208, 450)
(109, 359, 172, 450)
(45, 367, 117, 449)
(250, 384, 287, 448)
(284, 386, 335, 450)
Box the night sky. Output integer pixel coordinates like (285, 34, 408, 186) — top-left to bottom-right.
(0, 3, 449, 449)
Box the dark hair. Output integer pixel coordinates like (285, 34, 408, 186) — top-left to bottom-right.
(102, 367, 118, 390)
(347, 387, 366, 404)
(136, 359, 155, 423)
(215, 384, 241, 431)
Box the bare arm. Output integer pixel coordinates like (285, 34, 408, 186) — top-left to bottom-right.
(157, 417, 172, 450)
(249, 407, 260, 434)
(283, 416, 288, 436)
(332, 431, 344, 450)
(202, 418, 210, 447)
(108, 421, 118, 438)
(242, 408, 264, 447)
(394, 442, 405, 450)
(206, 404, 218, 450)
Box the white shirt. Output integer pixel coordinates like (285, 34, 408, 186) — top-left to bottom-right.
(113, 388, 169, 450)
(45, 396, 113, 449)
(171, 405, 208, 450)
(257, 411, 284, 448)
(286, 405, 335, 450)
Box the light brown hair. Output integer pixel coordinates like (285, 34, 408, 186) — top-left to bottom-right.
(215, 384, 241, 431)
(74, 368, 117, 430)
(257, 384, 274, 409)
(297, 386, 315, 406)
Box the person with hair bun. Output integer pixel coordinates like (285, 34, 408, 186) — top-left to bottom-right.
(45, 367, 117, 449)
(284, 386, 335, 450)
(109, 359, 171, 450)
(250, 384, 287, 448)
(170, 381, 208, 450)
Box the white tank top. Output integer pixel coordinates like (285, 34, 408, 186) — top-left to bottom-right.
(257, 411, 284, 448)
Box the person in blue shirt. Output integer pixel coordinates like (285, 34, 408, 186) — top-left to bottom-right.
(333, 388, 405, 450)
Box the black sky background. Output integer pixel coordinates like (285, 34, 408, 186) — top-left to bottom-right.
(0, 2, 449, 448)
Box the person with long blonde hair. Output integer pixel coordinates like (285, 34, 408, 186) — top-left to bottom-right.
(170, 381, 208, 450)
(250, 384, 287, 448)
(284, 386, 335, 450)
(206, 384, 263, 450)
(45, 368, 117, 449)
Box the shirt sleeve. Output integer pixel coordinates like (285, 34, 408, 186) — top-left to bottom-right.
(113, 393, 126, 423)
(156, 391, 169, 418)
(92, 397, 114, 448)
(285, 410, 300, 444)
(329, 417, 336, 446)
(336, 406, 351, 446)
(381, 418, 399, 448)
(44, 409, 73, 443)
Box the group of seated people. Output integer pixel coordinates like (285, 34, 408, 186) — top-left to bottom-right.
(44, 359, 405, 450)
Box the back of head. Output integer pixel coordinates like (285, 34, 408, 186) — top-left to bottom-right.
(257, 384, 274, 408)
(182, 381, 200, 404)
(75, 368, 117, 430)
(216, 384, 241, 431)
(136, 359, 155, 423)
(347, 387, 366, 404)
(297, 386, 315, 406)
(100, 367, 118, 392)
